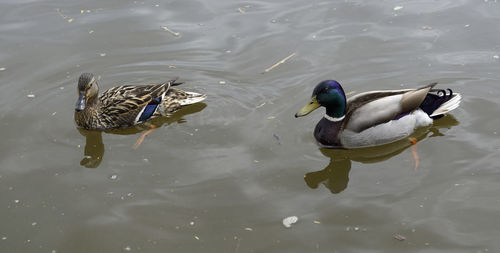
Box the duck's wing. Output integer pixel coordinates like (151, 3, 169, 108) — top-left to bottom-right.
(344, 83, 436, 133)
(98, 83, 170, 126)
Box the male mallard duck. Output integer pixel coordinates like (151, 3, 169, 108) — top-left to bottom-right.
(295, 80, 461, 148)
(74, 73, 206, 130)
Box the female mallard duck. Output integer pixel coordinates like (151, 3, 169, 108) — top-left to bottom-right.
(295, 80, 461, 149)
(74, 73, 206, 130)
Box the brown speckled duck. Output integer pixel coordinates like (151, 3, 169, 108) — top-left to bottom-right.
(74, 73, 206, 130)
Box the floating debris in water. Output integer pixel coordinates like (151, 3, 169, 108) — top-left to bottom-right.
(109, 174, 118, 180)
(2, 236, 6, 240)
(267, 116, 276, 120)
(160, 26, 180, 37)
(421, 26, 433, 30)
(238, 8, 245, 13)
(0, 67, 5, 71)
(393, 234, 406, 241)
(493, 55, 499, 60)
(464, 24, 470, 28)
(264, 52, 296, 73)
(273, 134, 281, 145)
(27, 94, 35, 98)
(123, 246, 131, 251)
(31, 222, 37, 226)
(256, 102, 266, 108)
(55, 8, 74, 23)
(194, 235, 200, 240)
(14, 199, 20, 204)
(89, 30, 94, 34)
(219, 80, 226, 84)
(244, 227, 253, 231)
(313, 220, 321, 224)
(282, 216, 298, 228)
(393, 6, 403, 11)
(100, 53, 106, 57)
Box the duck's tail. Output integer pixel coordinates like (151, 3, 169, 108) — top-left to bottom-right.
(429, 93, 461, 118)
(419, 86, 461, 119)
(179, 91, 207, 106)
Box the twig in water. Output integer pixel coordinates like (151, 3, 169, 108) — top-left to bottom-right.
(55, 8, 73, 22)
(160, 26, 180, 37)
(263, 52, 296, 73)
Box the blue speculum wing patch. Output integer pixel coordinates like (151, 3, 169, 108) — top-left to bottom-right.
(138, 97, 161, 122)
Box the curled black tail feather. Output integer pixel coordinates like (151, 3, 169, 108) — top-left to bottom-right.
(419, 88, 454, 119)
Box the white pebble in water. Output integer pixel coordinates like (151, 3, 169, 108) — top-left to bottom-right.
(282, 216, 298, 228)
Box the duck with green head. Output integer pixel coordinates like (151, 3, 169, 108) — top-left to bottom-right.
(295, 80, 461, 148)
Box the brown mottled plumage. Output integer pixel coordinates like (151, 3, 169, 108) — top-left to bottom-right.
(74, 73, 206, 130)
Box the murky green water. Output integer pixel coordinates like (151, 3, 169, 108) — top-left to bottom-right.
(1, 0, 500, 252)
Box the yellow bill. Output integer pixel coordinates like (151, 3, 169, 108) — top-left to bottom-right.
(295, 97, 320, 117)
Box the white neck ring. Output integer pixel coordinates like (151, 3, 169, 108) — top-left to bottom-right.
(324, 114, 345, 122)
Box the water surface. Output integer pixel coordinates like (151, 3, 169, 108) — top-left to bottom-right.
(1, 0, 500, 252)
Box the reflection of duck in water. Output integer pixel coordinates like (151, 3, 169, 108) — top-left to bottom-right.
(78, 103, 207, 168)
(304, 115, 459, 194)
(73, 72, 206, 168)
(295, 80, 461, 148)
